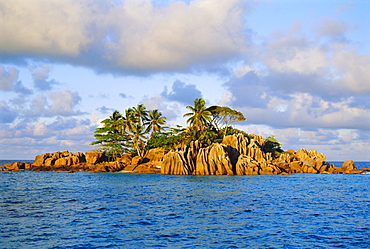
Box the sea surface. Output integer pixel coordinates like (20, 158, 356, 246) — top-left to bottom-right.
(1, 161, 370, 248)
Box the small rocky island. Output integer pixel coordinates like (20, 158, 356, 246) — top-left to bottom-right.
(1, 134, 367, 175)
(2, 99, 367, 175)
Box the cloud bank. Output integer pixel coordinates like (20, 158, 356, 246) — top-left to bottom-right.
(0, 0, 248, 75)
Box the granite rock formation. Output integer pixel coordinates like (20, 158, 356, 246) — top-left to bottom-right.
(1, 134, 366, 175)
(161, 134, 364, 175)
(33, 150, 86, 167)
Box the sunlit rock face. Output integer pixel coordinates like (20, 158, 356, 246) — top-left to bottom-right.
(194, 143, 234, 175)
(162, 134, 277, 175)
(161, 141, 201, 175)
(161, 134, 364, 175)
(85, 150, 106, 165)
(33, 150, 86, 167)
(1, 135, 364, 175)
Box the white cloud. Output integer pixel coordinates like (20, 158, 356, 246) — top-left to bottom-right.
(261, 30, 328, 74)
(0, 66, 19, 91)
(23, 89, 82, 117)
(29, 95, 48, 116)
(0, 101, 17, 123)
(315, 17, 350, 38)
(33, 122, 47, 136)
(31, 65, 59, 90)
(141, 94, 181, 121)
(48, 89, 82, 116)
(0, 0, 249, 75)
(331, 49, 370, 93)
(31, 65, 51, 81)
(240, 92, 370, 130)
(0, 116, 98, 159)
(218, 92, 234, 106)
(0, 0, 96, 57)
(109, 0, 247, 71)
(162, 80, 202, 105)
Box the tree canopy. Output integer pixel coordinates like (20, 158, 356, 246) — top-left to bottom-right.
(91, 98, 282, 159)
(208, 105, 246, 136)
(91, 105, 166, 159)
(183, 98, 212, 131)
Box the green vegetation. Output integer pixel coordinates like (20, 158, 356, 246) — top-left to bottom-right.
(263, 135, 284, 153)
(91, 104, 166, 159)
(91, 98, 283, 159)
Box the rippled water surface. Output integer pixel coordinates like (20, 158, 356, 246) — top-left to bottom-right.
(1, 167, 370, 248)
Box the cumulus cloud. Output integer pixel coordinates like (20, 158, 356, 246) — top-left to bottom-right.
(31, 65, 60, 91)
(331, 49, 370, 94)
(0, 115, 98, 158)
(97, 106, 115, 114)
(260, 30, 328, 75)
(0, 101, 17, 123)
(226, 81, 370, 130)
(24, 89, 83, 117)
(29, 95, 49, 117)
(48, 89, 82, 116)
(315, 18, 350, 41)
(0, 65, 33, 94)
(218, 92, 234, 106)
(0, 0, 97, 58)
(13, 81, 33, 95)
(162, 80, 202, 105)
(118, 93, 133, 99)
(224, 71, 269, 108)
(0, 0, 249, 75)
(223, 20, 370, 132)
(141, 94, 181, 121)
(0, 66, 18, 91)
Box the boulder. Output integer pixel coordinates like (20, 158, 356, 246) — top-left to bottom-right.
(33, 153, 49, 166)
(117, 154, 132, 164)
(222, 134, 272, 164)
(341, 160, 363, 174)
(161, 141, 202, 175)
(54, 157, 72, 166)
(132, 163, 161, 173)
(3, 162, 25, 171)
(194, 143, 233, 175)
(235, 155, 259, 175)
(288, 161, 303, 173)
(85, 150, 107, 164)
(161, 151, 192, 175)
(32, 151, 87, 167)
(44, 158, 56, 166)
(144, 148, 165, 162)
(235, 155, 281, 175)
(342, 160, 357, 171)
(131, 156, 143, 166)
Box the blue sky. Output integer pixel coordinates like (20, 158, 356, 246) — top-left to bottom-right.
(0, 0, 369, 161)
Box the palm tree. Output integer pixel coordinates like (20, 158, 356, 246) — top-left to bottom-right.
(121, 108, 136, 134)
(146, 109, 167, 134)
(132, 104, 149, 125)
(183, 98, 212, 131)
(102, 110, 123, 133)
(130, 123, 147, 157)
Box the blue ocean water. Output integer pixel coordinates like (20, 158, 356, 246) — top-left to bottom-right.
(1, 162, 370, 248)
